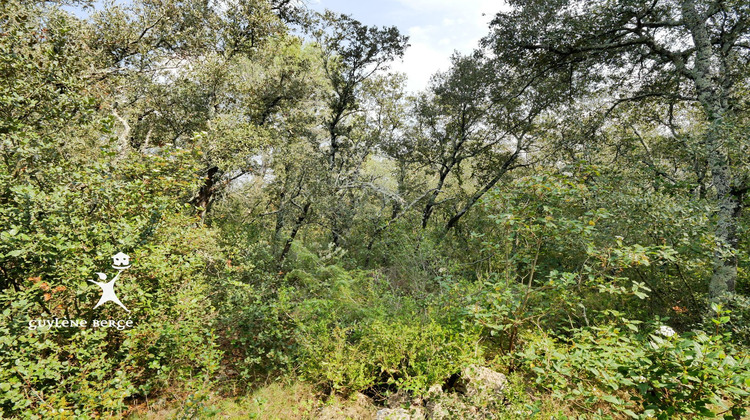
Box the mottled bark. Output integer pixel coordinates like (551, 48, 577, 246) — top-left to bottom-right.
(273, 190, 286, 254)
(112, 106, 131, 161)
(683, 0, 741, 299)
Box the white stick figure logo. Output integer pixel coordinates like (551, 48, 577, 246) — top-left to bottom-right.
(89, 252, 131, 312)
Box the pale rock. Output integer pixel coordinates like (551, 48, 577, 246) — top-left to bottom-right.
(455, 365, 507, 397)
(376, 408, 411, 420)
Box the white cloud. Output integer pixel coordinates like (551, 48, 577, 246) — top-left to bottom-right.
(391, 31, 448, 91)
(389, 0, 508, 92)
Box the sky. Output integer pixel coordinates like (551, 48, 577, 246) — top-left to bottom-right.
(309, 0, 506, 92)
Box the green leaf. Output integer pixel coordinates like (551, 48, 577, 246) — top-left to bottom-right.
(601, 395, 622, 405)
(623, 409, 638, 418)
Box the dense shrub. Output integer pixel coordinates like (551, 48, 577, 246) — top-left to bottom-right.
(296, 315, 482, 395)
(212, 279, 299, 383)
(212, 243, 483, 395)
(517, 319, 750, 418)
(0, 126, 223, 416)
(0, 281, 221, 417)
(0, 294, 135, 417)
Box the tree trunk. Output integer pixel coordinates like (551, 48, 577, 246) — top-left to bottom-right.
(112, 106, 131, 161)
(444, 152, 517, 231)
(705, 119, 741, 298)
(278, 202, 311, 266)
(422, 169, 449, 229)
(683, 0, 741, 299)
(192, 166, 220, 221)
(273, 190, 286, 254)
(709, 176, 741, 298)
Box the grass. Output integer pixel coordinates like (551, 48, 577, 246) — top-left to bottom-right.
(126, 382, 379, 419)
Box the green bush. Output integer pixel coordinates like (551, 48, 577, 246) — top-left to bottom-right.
(518, 319, 750, 418)
(0, 228, 224, 418)
(212, 279, 299, 383)
(296, 316, 482, 395)
(288, 262, 483, 395)
(0, 139, 224, 416)
(0, 293, 135, 417)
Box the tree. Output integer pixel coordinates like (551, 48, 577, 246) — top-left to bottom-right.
(218, 12, 409, 265)
(394, 52, 550, 233)
(310, 11, 409, 247)
(85, 0, 295, 219)
(485, 0, 750, 299)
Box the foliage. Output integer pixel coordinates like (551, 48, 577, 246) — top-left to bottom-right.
(3, 0, 750, 417)
(518, 318, 750, 418)
(465, 172, 685, 351)
(213, 244, 483, 395)
(1, 4, 222, 414)
(296, 306, 482, 395)
(212, 278, 299, 382)
(0, 157, 223, 416)
(485, 0, 750, 299)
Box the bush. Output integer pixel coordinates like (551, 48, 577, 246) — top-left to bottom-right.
(0, 230, 223, 418)
(293, 267, 483, 395)
(517, 319, 750, 418)
(0, 138, 224, 416)
(212, 279, 298, 383)
(297, 315, 482, 395)
(0, 293, 135, 417)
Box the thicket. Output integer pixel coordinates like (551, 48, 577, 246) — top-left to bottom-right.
(1, 0, 749, 418)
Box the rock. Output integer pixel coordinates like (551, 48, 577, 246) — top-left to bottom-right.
(408, 405, 425, 420)
(375, 405, 425, 420)
(426, 383, 442, 397)
(317, 392, 377, 419)
(455, 365, 507, 397)
(424, 399, 449, 420)
(376, 408, 411, 420)
(386, 390, 410, 408)
(423, 383, 445, 419)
